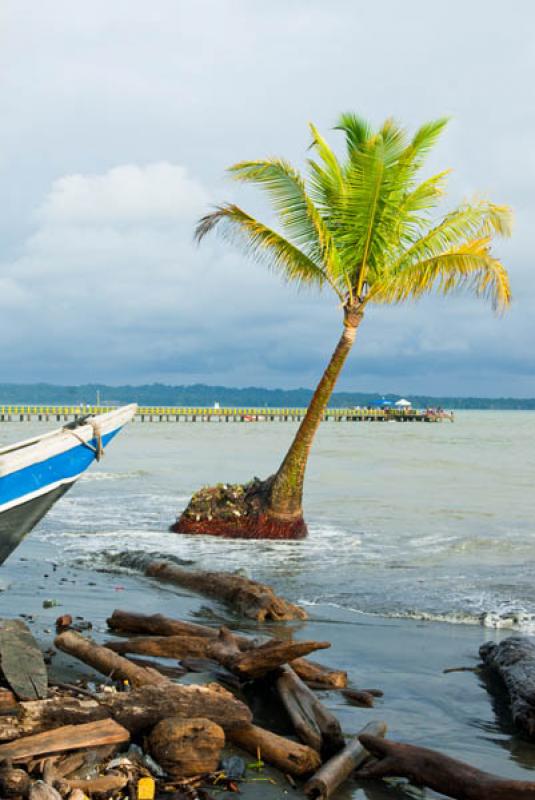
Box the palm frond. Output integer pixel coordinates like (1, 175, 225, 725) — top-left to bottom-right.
(335, 112, 372, 157)
(195, 204, 340, 295)
(409, 118, 449, 164)
(228, 158, 343, 287)
(391, 199, 513, 271)
(369, 238, 512, 311)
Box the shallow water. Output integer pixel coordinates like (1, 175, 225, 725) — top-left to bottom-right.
(1, 411, 535, 796)
(4, 410, 533, 631)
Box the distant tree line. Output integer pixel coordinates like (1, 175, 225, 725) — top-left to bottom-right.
(0, 382, 532, 410)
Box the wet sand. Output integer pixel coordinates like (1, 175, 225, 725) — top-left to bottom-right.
(2, 536, 535, 799)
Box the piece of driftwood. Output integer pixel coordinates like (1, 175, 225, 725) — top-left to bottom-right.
(228, 723, 321, 776)
(143, 559, 307, 621)
(0, 684, 251, 742)
(304, 721, 387, 799)
(357, 734, 535, 799)
(0, 719, 129, 761)
(0, 619, 48, 700)
(277, 665, 344, 758)
(290, 658, 347, 689)
(126, 656, 187, 679)
(67, 774, 129, 793)
(55, 631, 167, 688)
(107, 627, 330, 679)
(149, 717, 225, 777)
(108, 610, 218, 639)
(341, 689, 378, 708)
(108, 609, 346, 686)
(480, 637, 535, 736)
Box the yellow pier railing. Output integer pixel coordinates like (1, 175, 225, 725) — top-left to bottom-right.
(0, 405, 454, 423)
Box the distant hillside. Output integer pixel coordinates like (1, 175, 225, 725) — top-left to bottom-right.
(0, 382, 533, 410)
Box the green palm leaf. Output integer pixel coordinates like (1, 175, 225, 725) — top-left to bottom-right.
(369, 238, 511, 311)
(195, 203, 336, 293)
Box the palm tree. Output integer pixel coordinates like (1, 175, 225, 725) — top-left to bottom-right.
(173, 114, 512, 539)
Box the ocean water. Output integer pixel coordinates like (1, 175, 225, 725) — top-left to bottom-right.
(3, 410, 534, 632)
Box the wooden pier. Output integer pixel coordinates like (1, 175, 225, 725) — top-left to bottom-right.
(0, 405, 454, 423)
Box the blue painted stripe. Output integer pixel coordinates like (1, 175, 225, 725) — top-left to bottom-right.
(0, 427, 121, 507)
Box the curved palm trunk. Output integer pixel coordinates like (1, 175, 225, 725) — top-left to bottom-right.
(173, 305, 364, 539)
(267, 306, 364, 521)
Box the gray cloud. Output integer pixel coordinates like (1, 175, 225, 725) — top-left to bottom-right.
(0, 0, 533, 395)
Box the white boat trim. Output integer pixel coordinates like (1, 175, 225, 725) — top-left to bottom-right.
(0, 404, 137, 478)
(0, 473, 82, 514)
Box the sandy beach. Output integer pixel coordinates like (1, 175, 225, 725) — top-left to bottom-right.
(2, 533, 534, 799)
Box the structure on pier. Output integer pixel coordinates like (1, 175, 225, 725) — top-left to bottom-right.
(0, 405, 454, 423)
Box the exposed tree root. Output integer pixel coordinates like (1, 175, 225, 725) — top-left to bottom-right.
(171, 476, 308, 540)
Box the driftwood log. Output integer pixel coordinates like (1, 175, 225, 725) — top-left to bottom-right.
(55, 630, 167, 687)
(107, 609, 347, 687)
(277, 665, 344, 758)
(142, 559, 306, 621)
(304, 720, 387, 799)
(228, 723, 321, 776)
(357, 735, 535, 800)
(67, 774, 128, 794)
(480, 637, 535, 736)
(0, 719, 129, 761)
(0, 684, 251, 742)
(106, 627, 330, 679)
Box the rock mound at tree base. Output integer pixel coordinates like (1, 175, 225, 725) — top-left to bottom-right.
(171, 478, 308, 540)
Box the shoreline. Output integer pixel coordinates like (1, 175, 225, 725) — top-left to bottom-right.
(2, 539, 535, 798)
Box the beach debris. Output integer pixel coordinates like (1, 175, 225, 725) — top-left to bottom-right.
(149, 717, 225, 777)
(220, 756, 246, 780)
(137, 776, 156, 799)
(276, 665, 344, 758)
(341, 688, 383, 708)
(0, 762, 31, 797)
(480, 636, 535, 737)
(356, 733, 535, 799)
(105, 627, 330, 680)
(29, 781, 62, 800)
(0, 619, 48, 700)
(42, 600, 60, 609)
(108, 557, 307, 621)
(304, 720, 387, 800)
(55, 615, 72, 631)
(107, 609, 346, 687)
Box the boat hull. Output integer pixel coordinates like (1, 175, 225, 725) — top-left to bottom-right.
(0, 405, 136, 565)
(0, 482, 72, 564)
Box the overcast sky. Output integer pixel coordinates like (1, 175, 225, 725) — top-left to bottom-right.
(0, 1, 533, 396)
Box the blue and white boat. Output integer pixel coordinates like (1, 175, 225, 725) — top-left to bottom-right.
(0, 404, 137, 564)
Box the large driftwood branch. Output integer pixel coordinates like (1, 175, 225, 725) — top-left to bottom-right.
(480, 637, 535, 737)
(228, 723, 321, 776)
(357, 734, 535, 800)
(0, 684, 252, 742)
(106, 627, 330, 679)
(277, 665, 344, 758)
(52, 632, 252, 732)
(304, 721, 387, 799)
(143, 559, 306, 621)
(107, 609, 347, 687)
(55, 630, 167, 688)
